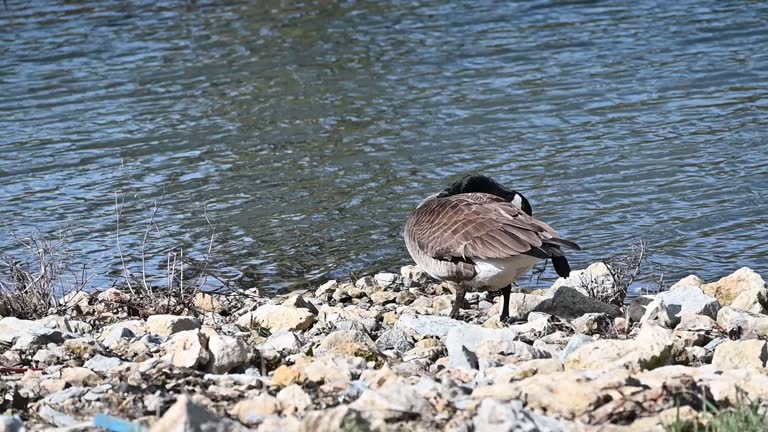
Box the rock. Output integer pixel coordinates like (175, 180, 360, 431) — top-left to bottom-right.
(68, 320, 93, 334)
(395, 314, 463, 338)
(61, 337, 103, 360)
(97, 287, 130, 303)
(302, 405, 372, 432)
(351, 384, 433, 421)
(565, 324, 679, 371)
(639, 299, 677, 328)
(537, 286, 621, 319)
(445, 323, 518, 369)
(472, 368, 632, 419)
(304, 355, 365, 384)
(370, 291, 398, 305)
(355, 276, 376, 290)
(38, 405, 77, 428)
(0, 317, 78, 345)
(146, 315, 200, 337)
(276, 384, 312, 414)
(654, 286, 720, 321)
(282, 294, 319, 315)
(558, 334, 595, 363)
(13, 332, 66, 352)
(670, 275, 705, 290)
(61, 367, 100, 387)
(150, 396, 248, 432)
(712, 339, 768, 370)
(233, 395, 280, 425)
(42, 386, 87, 405)
(272, 365, 305, 387)
(626, 295, 655, 323)
(60, 290, 91, 309)
(83, 355, 123, 374)
(262, 331, 304, 355)
(716, 306, 768, 339)
(194, 293, 224, 313)
(551, 262, 624, 306)
(315, 280, 338, 297)
(36, 315, 71, 332)
(0, 415, 24, 432)
(401, 265, 430, 286)
(702, 267, 767, 312)
(375, 328, 414, 353)
(100, 321, 143, 349)
(237, 305, 315, 333)
(474, 339, 549, 367)
(674, 314, 720, 347)
(489, 293, 548, 321)
(315, 330, 379, 360)
(473, 399, 567, 432)
(374, 272, 399, 289)
(571, 313, 613, 335)
(163, 329, 210, 369)
(207, 334, 248, 374)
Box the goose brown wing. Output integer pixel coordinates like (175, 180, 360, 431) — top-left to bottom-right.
(407, 193, 565, 260)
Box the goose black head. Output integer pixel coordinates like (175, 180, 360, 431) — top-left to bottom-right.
(439, 174, 533, 216)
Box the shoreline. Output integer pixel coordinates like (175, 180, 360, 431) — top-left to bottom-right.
(1, 263, 766, 431)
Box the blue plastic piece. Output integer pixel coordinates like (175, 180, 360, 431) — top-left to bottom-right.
(94, 414, 148, 432)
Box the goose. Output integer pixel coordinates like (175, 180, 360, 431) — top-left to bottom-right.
(404, 175, 581, 321)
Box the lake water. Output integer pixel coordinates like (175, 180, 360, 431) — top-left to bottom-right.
(1, 0, 767, 294)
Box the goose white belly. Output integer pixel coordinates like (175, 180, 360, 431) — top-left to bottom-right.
(465, 255, 540, 290)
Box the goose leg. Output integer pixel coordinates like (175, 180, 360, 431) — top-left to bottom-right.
(449, 285, 466, 319)
(500, 285, 511, 322)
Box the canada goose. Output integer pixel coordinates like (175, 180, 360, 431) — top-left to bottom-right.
(404, 175, 581, 321)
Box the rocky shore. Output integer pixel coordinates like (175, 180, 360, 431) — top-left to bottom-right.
(1, 263, 767, 431)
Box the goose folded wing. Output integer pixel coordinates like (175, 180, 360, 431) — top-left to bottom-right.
(410, 194, 562, 260)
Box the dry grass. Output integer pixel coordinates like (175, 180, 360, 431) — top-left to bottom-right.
(0, 230, 90, 319)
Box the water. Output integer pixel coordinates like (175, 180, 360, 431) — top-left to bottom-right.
(1, 0, 767, 295)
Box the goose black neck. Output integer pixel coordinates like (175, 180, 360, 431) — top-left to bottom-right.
(440, 175, 533, 215)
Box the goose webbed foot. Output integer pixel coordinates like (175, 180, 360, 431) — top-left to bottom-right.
(449, 285, 466, 320)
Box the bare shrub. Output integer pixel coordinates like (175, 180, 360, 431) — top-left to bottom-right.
(0, 230, 90, 319)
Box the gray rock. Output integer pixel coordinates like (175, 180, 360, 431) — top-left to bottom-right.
(149, 396, 249, 432)
(302, 405, 372, 432)
(43, 387, 88, 406)
(717, 306, 768, 339)
(456, 346, 480, 369)
(38, 405, 77, 428)
(334, 319, 370, 334)
(261, 331, 303, 355)
(551, 262, 624, 306)
(558, 334, 595, 364)
(68, 320, 93, 334)
(627, 295, 656, 323)
(537, 286, 621, 319)
(396, 314, 464, 338)
(571, 313, 613, 335)
(207, 334, 248, 374)
(474, 399, 567, 432)
(101, 324, 137, 349)
(374, 272, 400, 289)
(655, 286, 720, 320)
(36, 315, 71, 332)
(375, 328, 415, 353)
(351, 385, 434, 421)
(146, 315, 200, 337)
(445, 324, 518, 369)
(0, 415, 24, 432)
(84, 355, 123, 374)
(0, 317, 79, 346)
(639, 299, 677, 328)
